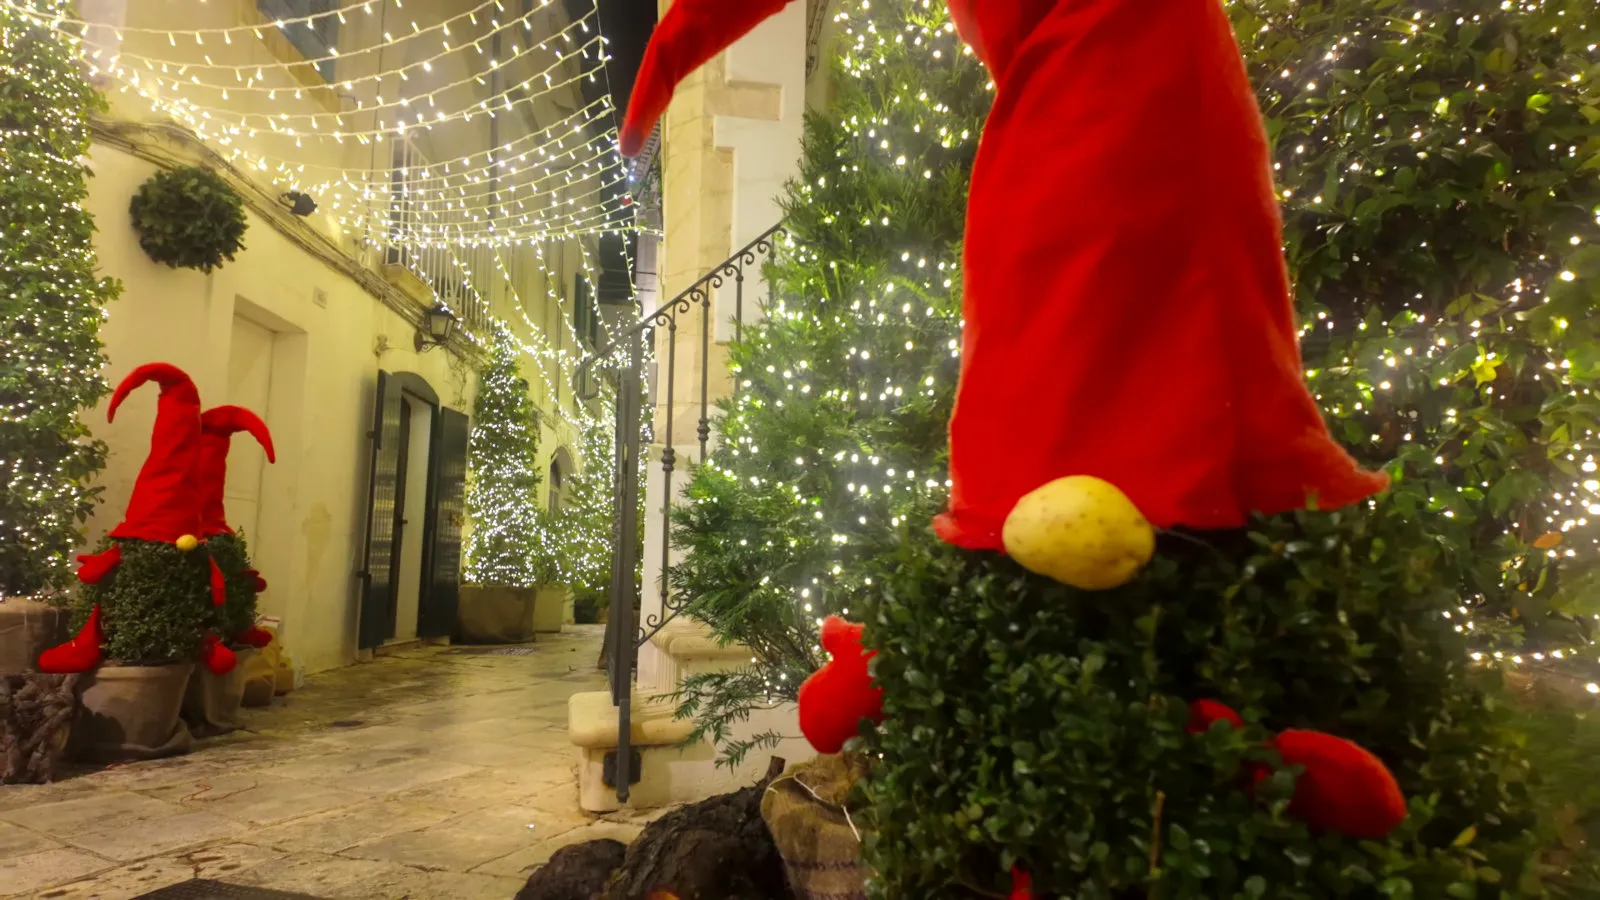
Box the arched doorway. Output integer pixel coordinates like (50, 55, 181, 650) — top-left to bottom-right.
(548, 445, 575, 512)
(357, 370, 470, 650)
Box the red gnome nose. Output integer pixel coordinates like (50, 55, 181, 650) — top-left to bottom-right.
(797, 616, 885, 754)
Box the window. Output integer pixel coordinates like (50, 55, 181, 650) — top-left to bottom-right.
(257, 0, 340, 82)
(572, 275, 599, 349)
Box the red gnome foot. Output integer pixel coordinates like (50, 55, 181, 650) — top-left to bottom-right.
(39, 604, 105, 674)
(1188, 700, 1406, 840)
(797, 616, 884, 753)
(237, 626, 274, 649)
(201, 633, 238, 676)
(1269, 730, 1407, 840)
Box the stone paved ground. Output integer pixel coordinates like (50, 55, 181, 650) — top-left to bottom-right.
(0, 626, 656, 899)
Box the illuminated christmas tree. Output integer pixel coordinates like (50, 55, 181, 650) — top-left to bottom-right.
(464, 323, 544, 587)
(669, 0, 983, 765)
(0, 0, 119, 597)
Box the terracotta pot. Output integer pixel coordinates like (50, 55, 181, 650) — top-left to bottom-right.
(0, 596, 70, 675)
(73, 662, 194, 763)
(181, 647, 255, 738)
(533, 584, 573, 634)
(0, 674, 80, 784)
(457, 585, 537, 644)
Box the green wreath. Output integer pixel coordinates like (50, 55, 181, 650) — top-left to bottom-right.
(129, 165, 248, 273)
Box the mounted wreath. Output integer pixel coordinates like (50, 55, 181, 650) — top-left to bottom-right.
(128, 165, 248, 273)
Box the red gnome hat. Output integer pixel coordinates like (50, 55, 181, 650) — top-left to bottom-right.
(797, 616, 885, 754)
(615, 0, 1388, 550)
(198, 406, 276, 538)
(107, 363, 205, 543)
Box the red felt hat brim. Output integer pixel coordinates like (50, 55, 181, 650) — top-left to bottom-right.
(619, 0, 794, 156)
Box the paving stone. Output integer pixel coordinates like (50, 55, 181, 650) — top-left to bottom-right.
(0, 847, 112, 896)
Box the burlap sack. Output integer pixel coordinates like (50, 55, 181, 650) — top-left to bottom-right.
(72, 663, 194, 763)
(0, 597, 70, 674)
(761, 754, 871, 900)
(181, 647, 255, 737)
(241, 637, 278, 707)
(0, 674, 79, 784)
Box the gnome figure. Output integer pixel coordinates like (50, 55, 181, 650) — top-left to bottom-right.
(196, 405, 277, 650)
(617, 0, 1407, 850)
(38, 364, 235, 676)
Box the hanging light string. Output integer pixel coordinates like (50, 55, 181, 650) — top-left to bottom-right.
(76, 1, 588, 85)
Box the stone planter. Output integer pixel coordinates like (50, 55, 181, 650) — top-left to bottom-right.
(0, 674, 80, 784)
(181, 647, 256, 738)
(72, 662, 194, 763)
(0, 596, 70, 674)
(458, 585, 537, 644)
(534, 584, 573, 634)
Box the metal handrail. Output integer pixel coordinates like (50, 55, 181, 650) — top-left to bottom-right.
(591, 223, 786, 803)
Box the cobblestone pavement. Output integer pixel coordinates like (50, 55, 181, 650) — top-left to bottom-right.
(0, 627, 656, 899)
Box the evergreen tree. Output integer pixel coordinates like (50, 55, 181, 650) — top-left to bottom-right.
(464, 323, 544, 587)
(0, 0, 118, 596)
(558, 408, 643, 621)
(1247, 0, 1600, 667)
(670, 0, 984, 764)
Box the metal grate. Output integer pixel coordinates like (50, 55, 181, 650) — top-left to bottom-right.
(135, 880, 325, 899)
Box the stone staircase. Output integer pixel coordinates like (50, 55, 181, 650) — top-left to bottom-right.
(566, 619, 814, 812)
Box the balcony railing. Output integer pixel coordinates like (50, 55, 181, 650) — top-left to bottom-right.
(575, 223, 787, 803)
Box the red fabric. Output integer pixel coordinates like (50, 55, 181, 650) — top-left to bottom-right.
(1271, 730, 1407, 840)
(238, 625, 275, 649)
(76, 546, 124, 585)
(797, 616, 885, 754)
(106, 363, 206, 543)
(244, 568, 269, 594)
(201, 633, 238, 676)
(1010, 867, 1032, 900)
(1188, 700, 1406, 839)
(1186, 698, 1244, 734)
(208, 556, 227, 607)
(618, 0, 795, 156)
(931, 0, 1387, 549)
(198, 406, 276, 537)
(38, 604, 104, 674)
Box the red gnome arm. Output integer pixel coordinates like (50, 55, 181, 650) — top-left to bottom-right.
(797, 616, 885, 754)
(619, 0, 795, 156)
(1187, 701, 1406, 840)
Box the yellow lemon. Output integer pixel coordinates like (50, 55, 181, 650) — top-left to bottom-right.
(1002, 476, 1155, 590)
(175, 534, 199, 552)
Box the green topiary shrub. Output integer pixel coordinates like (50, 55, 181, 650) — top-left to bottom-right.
(205, 531, 258, 643)
(128, 165, 247, 273)
(74, 540, 212, 665)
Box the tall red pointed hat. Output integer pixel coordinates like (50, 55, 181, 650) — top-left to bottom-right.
(619, 0, 1388, 550)
(107, 363, 205, 543)
(198, 406, 276, 538)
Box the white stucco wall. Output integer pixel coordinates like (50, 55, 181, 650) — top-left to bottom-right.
(83, 143, 478, 675)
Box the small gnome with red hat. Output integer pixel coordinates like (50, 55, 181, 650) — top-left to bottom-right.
(39, 364, 237, 677)
(196, 405, 277, 651)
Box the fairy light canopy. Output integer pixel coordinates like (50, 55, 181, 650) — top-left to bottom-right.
(8, 0, 636, 248)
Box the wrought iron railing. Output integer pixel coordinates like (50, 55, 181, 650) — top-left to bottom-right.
(576, 223, 786, 802)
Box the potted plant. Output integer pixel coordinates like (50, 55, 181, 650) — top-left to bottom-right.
(531, 519, 573, 634)
(39, 364, 234, 762)
(181, 406, 275, 737)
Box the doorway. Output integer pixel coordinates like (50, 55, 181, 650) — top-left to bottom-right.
(357, 370, 470, 651)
